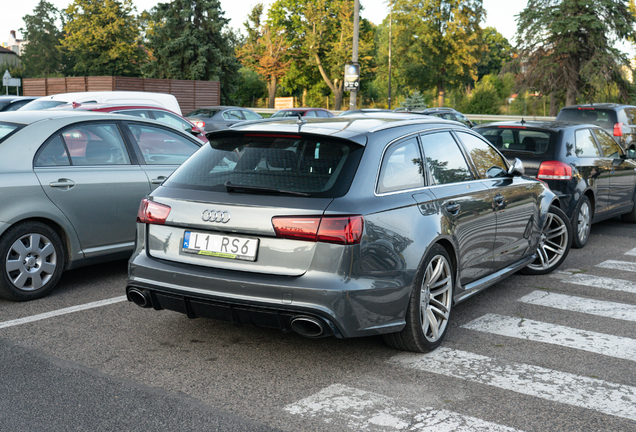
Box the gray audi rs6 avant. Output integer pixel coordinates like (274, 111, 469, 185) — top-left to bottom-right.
(127, 113, 572, 352)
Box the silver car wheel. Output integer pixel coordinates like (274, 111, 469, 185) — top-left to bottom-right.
(6, 232, 58, 291)
(528, 211, 569, 272)
(577, 200, 591, 243)
(420, 254, 452, 343)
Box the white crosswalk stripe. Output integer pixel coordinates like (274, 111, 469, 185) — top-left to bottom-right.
(597, 260, 636, 272)
(284, 383, 525, 431)
(462, 313, 636, 361)
(561, 273, 636, 294)
(518, 290, 636, 322)
(389, 348, 636, 422)
(625, 247, 636, 256)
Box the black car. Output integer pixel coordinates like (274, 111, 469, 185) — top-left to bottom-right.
(0, 96, 38, 112)
(394, 107, 475, 128)
(556, 103, 636, 151)
(184, 106, 263, 132)
(475, 121, 636, 248)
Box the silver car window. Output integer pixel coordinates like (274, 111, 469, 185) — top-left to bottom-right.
(377, 137, 424, 194)
(128, 124, 200, 165)
(60, 123, 130, 166)
(242, 110, 261, 120)
(115, 109, 150, 118)
(35, 135, 70, 167)
(151, 110, 190, 131)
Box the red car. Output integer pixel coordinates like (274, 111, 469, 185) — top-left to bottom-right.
(52, 103, 208, 143)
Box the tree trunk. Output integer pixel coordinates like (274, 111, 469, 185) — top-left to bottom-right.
(334, 81, 344, 111)
(437, 81, 445, 107)
(549, 92, 558, 117)
(302, 88, 307, 107)
(268, 75, 277, 108)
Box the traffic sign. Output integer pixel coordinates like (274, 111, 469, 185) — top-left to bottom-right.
(344, 63, 360, 92)
(3, 70, 11, 87)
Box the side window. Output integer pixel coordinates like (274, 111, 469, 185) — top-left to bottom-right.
(456, 131, 507, 179)
(223, 110, 243, 120)
(128, 124, 200, 165)
(61, 123, 130, 166)
(420, 131, 473, 185)
(115, 109, 150, 118)
(624, 108, 636, 125)
(593, 128, 622, 158)
(575, 129, 600, 157)
(34, 135, 70, 167)
(305, 111, 318, 118)
(455, 113, 472, 127)
(316, 110, 330, 118)
(242, 110, 261, 120)
(151, 110, 190, 131)
(377, 137, 424, 193)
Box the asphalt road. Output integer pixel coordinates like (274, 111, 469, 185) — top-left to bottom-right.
(1, 216, 635, 432)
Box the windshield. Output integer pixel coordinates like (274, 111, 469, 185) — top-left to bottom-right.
(165, 133, 364, 198)
(185, 109, 219, 117)
(477, 127, 557, 157)
(0, 122, 24, 143)
(18, 100, 69, 111)
(556, 109, 617, 129)
(271, 110, 306, 118)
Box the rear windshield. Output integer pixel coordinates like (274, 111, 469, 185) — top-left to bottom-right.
(185, 109, 219, 117)
(477, 127, 557, 156)
(271, 110, 306, 118)
(556, 108, 617, 129)
(18, 100, 69, 111)
(164, 134, 364, 198)
(0, 122, 23, 143)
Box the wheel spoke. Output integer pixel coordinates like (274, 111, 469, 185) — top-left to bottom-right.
(545, 225, 566, 239)
(6, 259, 23, 272)
(429, 259, 444, 283)
(30, 272, 44, 289)
(10, 239, 28, 257)
(11, 271, 29, 288)
(426, 307, 440, 340)
(41, 261, 57, 274)
(39, 242, 55, 258)
(430, 275, 451, 292)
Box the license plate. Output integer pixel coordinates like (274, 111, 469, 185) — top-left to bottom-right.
(182, 231, 259, 261)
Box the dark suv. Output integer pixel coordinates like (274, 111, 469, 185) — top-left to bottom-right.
(556, 104, 636, 151)
(475, 121, 636, 248)
(394, 107, 475, 128)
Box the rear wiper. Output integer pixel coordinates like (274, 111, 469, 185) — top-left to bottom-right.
(224, 182, 311, 197)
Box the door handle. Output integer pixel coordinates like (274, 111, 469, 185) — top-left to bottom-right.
(445, 202, 461, 214)
(151, 176, 167, 185)
(49, 179, 75, 189)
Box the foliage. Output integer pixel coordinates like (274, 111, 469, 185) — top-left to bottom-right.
(391, 0, 484, 107)
(142, 0, 241, 103)
(477, 27, 514, 80)
(516, 0, 636, 106)
(232, 67, 268, 107)
(400, 91, 427, 109)
(20, 0, 66, 78)
(0, 61, 26, 95)
(462, 78, 501, 114)
(61, 0, 146, 77)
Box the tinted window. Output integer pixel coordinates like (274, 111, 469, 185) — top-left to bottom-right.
(223, 110, 243, 120)
(316, 110, 331, 118)
(593, 128, 622, 158)
(377, 137, 424, 193)
(305, 110, 317, 118)
(455, 113, 472, 127)
(575, 129, 600, 157)
(128, 124, 200, 165)
(271, 110, 304, 118)
(34, 135, 70, 167)
(242, 110, 261, 120)
(557, 108, 617, 129)
(186, 109, 219, 117)
(18, 100, 68, 111)
(61, 123, 130, 166)
(478, 127, 553, 155)
(0, 122, 22, 142)
(420, 132, 473, 184)
(165, 134, 363, 198)
(456, 132, 507, 179)
(625, 108, 636, 125)
(3, 99, 33, 111)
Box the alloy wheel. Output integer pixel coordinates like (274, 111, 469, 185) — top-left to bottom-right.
(577, 200, 591, 244)
(528, 211, 569, 272)
(420, 254, 453, 343)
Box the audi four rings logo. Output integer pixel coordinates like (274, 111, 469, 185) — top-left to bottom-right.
(202, 210, 231, 223)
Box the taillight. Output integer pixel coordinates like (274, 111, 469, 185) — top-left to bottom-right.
(272, 215, 364, 245)
(194, 121, 205, 129)
(137, 198, 171, 225)
(537, 161, 572, 180)
(614, 122, 623, 137)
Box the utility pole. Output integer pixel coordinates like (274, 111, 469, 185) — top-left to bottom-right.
(349, 0, 360, 110)
(388, 2, 392, 109)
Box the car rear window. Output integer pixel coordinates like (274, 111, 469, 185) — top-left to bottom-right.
(271, 110, 306, 118)
(185, 109, 219, 117)
(0, 121, 23, 143)
(477, 127, 556, 156)
(164, 133, 364, 198)
(556, 108, 617, 129)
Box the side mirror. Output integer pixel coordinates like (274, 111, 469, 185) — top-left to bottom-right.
(486, 166, 507, 178)
(628, 149, 636, 159)
(508, 157, 525, 177)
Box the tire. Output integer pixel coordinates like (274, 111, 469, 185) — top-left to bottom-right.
(0, 222, 65, 301)
(521, 205, 572, 275)
(572, 196, 592, 248)
(382, 244, 453, 352)
(621, 193, 636, 223)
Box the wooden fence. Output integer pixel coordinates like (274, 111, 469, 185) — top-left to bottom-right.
(22, 76, 221, 113)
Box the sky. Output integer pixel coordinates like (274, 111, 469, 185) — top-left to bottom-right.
(0, 0, 632, 57)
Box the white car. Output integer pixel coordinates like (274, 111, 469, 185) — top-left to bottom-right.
(18, 91, 182, 115)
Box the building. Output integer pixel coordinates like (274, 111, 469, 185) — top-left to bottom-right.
(0, 46, 20, 66)
(6, 30, 26, 56)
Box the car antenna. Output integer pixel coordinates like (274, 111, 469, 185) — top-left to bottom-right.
(297, 113, 306, 132)
(520, 118, 526, 125)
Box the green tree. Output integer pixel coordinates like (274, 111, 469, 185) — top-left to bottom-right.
(516, 0, 636, 107)
(232, 67, 268, 107)
(462, 77, 501, 114)
(143, 0, 240, 104)
(391, 0, 484, 107)
(20, 1, 65, 77)
(477, 27, 514, 80)
(61, 0, 146, 77)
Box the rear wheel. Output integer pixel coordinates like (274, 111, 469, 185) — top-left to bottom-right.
(572, 196, 592, 248)
(0, 222, 65, 301)
(383, 244, 453, 352)
(521, 205, 571, 275)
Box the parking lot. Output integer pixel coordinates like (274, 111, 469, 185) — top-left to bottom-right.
(1, 217, 636, 432)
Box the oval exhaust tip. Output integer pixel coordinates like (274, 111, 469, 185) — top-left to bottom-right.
(127, 288, 151, 308)
(290, 316, 325, 338)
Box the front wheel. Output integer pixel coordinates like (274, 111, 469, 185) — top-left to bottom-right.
(0, 222, 65, 301)
(521, 205, 571, 275)
(383, 244, 454, 352)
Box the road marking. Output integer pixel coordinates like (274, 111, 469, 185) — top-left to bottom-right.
(561, 273, 636, 294)
(461, 313, 636, 362)
(0, 296, 127, 329)
(284, 383, 524, 431)
(518, 290, 636, 323)
(389, 348, 636, 422)
(626, 247, 636, 257)
(597, 260, 636, 273)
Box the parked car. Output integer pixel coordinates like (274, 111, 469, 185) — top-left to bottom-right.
(475, 121, 636, 248)
(394, 107, 475, 128)
(184, 106, 263, 132)
(270, 108, 334, 118)
(50, 103, 207, 143)
(0, 111, 204, 301)
(556, 103, 636, 151)
(0, 96, 38, 112)
(19, 91, 182, 115)
(126, 114, 571, 353)
(338, 109, 393, 116)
